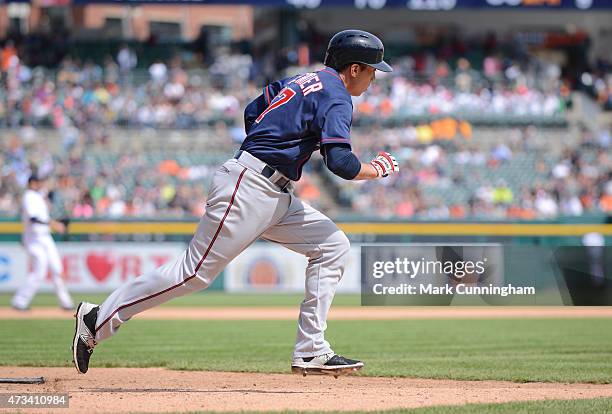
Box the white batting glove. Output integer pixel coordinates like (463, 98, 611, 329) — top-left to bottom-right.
(370, 152, 399, 178)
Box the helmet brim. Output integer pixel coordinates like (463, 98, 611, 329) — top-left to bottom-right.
(367, 60, 393, 72)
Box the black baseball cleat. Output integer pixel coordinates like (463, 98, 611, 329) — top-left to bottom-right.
(291, 353, 364, 377)
(72, 302, 99, 374)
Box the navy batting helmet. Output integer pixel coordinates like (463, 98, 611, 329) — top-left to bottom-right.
(324, 30, 392, 73)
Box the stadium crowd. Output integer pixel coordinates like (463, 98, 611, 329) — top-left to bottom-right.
(0, 37, 572, 132)
(0, 50, 254, 132)
(580, 66, 612, 111)
(334, 125, 612, 219)
(1, 122, 610, 221)
(0, 133, 216, 219)
(351, 55, 568, 121)
(0, 34, 610, 220)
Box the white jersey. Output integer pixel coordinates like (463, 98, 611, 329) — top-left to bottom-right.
(22, 189, 51, 239)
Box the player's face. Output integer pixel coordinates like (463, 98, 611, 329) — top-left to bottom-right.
(29, 180, 43, 191)
(349, 65, 376, 96)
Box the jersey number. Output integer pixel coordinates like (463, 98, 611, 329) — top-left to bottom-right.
(255, 87, 297, 124)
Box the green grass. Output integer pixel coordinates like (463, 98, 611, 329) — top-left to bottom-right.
(384, 398, 612, 413)
(161, 398, 612, 413)
(1, 319, 611, 383)
(0, 292, 361, 307)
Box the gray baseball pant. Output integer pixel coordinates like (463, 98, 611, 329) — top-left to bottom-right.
(94, 153, 350, 358)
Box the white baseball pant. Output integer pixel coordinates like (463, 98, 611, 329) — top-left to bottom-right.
(12, 235, 74, 310)
(94, 153, 350, 358)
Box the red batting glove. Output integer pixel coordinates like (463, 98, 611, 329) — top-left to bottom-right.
(370, 151, 400, 178)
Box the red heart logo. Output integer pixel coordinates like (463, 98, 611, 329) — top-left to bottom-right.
(86, 253, 116, 283)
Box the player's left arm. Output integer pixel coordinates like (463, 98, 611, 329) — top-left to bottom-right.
(244, 81, 285, 134)
(244, 94, 266, 134)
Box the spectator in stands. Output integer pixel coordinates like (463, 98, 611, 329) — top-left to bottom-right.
(72, 192, 94, 218)
(117, 44, 137, 82)
(1, 40, 17, 75)
(149, 60, 168, 84)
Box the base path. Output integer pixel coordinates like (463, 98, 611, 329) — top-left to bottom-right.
(1, 367, 612, 413)
(1, 306, 612, 320)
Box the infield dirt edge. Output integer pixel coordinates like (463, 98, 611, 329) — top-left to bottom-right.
(2, 367, 612, 413)
(2, 306, 612, 320)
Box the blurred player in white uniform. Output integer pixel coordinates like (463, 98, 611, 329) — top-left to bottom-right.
(11, 175, 73, 311)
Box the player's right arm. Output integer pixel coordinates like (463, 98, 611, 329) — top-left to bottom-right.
(362, 152, 399, 179)
(320, 100, 399, 181)
(354, 161, 389, 180)
(322, 145, 398, 180)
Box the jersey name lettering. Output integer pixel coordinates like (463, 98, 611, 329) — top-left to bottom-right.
(293, 73, 324, 97)
(303, 82, 323, 96)
(255, 73, 326, 123)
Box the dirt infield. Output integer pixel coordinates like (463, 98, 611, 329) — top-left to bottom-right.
(2, 306, 612, 320)
(2, 307, 611, 412)
(1, 367, 612, 413)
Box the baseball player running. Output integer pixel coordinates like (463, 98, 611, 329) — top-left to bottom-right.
(12, 174, 74, 311)
(73, 29, 399, 376)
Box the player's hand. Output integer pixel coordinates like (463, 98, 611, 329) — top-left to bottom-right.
(370, 152, 399, 178)
(51, 220, 66, 234)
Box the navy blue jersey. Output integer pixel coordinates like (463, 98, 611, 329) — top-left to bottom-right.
(241, 67, 353, 181)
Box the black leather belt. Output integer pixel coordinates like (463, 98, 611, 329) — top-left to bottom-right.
(261, 165, 291, 190)
(235, 150, 291, 191)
